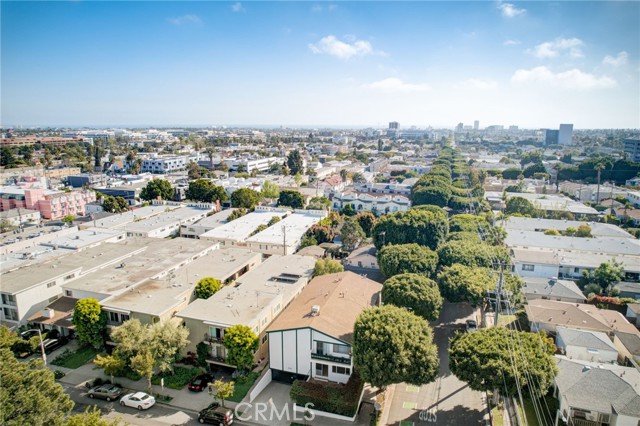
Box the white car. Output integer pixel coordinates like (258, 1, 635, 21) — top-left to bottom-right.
(119, 392, 156, 410)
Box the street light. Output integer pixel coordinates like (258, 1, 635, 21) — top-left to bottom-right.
(26, 328, 47, 365)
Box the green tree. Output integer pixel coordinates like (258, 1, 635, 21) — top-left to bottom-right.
(286, 150, 304, 175)
(306, 196, 331, 210)
(505, 196, 538, 217)
(382, 274, 443, 321)
(148, 320, 190, 374)
(341, 203, 356, 216)
(313, 258, 344, 276)
(352, 172, 366, 183)
(411, 185, 452, 208)
(378, 243, 438, 278)
(110, 318, 149, 362)
(300, 235, 318, 248)
(261, 180, 280, 199)
(340, 217, 365, 251)
(64, 407, 123, 426)
(522, 163, 547, 178)
(130, 348, 154, 392)
(72, 298, 107, 349)
(278, 190, 305, 208)
(355, 212, 376, 237)
(437, 264, 495, 304)
(230, 188, 261, 209)
(195, 277, 222, 299)
(593, 260, 625, 289)
(186, 179, 228, 203)
(61, 215, 76, 225)
(448, 214, 490, 233)
(140, 179, 174, 201)
(353, 306, 438, 388)
(0, 147, 18, 168)
(267, 216, 281, 226)
(0, 325, 20, 350)
(93, 354, 126, 385)
(0, 348, 74, 426)
(501, 168, 522, 180)
(437, 239, 509, 268)
(372, 209, 448, 250)
(223, 325, 258, 371)
(228, 208, 247, 221)
(449, 327, 557, 397)
(212, 379, 235, 408)
(305, 224, 335, 244)
(102, 195, 128, 213)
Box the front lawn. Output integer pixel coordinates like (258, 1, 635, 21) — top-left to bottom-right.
(151, 366, 202, 390)
(50, 346, 99, 369)
(228, 371, 260, 402)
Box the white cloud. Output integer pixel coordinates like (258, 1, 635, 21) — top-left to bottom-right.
(363, 78, 430, 93)
(498, 2, 526, 18)
(309, 35, 376, 60)
(503, 39, 520, 46)
(454, 78, 498, 90)
(530, 37, 583, 59)
(603, 51, 628, 67)
(511, 66, 617, 89)
(167, 14, 201, 26)
(231, 2, 245, 12)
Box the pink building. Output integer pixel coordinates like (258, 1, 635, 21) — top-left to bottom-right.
(0, 186, 96, 220)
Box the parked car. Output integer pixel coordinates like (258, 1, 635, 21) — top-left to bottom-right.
(465, 319, 478, 332)
(88, 384, 124, 401)
(43, 337, 68, 354)
(120, 392, 156, 410)
(188, 374, 214, 392)
(20, 330, 39, 340)
(198, 403, 234, 425)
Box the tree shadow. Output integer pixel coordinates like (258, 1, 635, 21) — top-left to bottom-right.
(396, 403, 485, 426)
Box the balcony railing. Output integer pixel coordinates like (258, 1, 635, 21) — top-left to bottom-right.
(311, 352, 351, 365)
(206, 336, 224, 344)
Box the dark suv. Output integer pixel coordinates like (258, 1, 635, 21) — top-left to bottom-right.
(198, 403, 234, 425)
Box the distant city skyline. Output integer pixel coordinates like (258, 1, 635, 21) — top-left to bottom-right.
(2, 1, 639, 129)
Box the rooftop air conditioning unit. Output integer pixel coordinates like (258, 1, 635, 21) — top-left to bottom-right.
(311, 305, 321, 316)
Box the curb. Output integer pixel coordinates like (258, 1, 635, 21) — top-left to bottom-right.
(379, 384, 396, 426)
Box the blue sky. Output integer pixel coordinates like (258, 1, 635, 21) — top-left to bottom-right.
(2, 1, 638, 129)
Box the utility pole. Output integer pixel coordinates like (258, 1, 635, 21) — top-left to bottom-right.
(282, 225, 287, 256)
(494, 263, 505, 327)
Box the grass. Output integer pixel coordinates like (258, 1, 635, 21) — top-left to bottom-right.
(228, 371, 260, 403)
(520, 395, 557, 426)
(498, 314, 517, 327)
(491, 404, 505, 426)
(50, 346, 99, 369)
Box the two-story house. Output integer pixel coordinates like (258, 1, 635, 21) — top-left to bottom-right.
(266, 271, 382, 384)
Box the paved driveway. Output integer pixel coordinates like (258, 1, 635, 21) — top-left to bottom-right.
(384, 302, 489, 426)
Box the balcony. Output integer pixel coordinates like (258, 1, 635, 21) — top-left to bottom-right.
(311, 352, 351, 365)
(206, 335, 224, 344)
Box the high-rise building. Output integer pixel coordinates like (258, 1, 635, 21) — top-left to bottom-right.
(388, 121, 399, 130)
(473, 120, 479, 130)
(559, 124, 573, 145)
(455, 122, 464, 132)
(544, 129, 559, 145)
(624, 138, 640, 162)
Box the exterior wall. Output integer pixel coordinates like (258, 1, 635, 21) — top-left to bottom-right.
(561, 344, 618, 364)
(525, 294, 584, 304)
(269, 327, 352, 385)
(613, 334, 634, 364)
(513, 262, 559, 279)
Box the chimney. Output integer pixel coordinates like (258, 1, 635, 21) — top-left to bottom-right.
(42, 308, 54, 319)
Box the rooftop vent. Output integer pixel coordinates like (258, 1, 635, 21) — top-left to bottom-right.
(311, 305, 320, 316)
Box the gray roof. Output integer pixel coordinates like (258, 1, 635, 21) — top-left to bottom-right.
(556, 326, 617, 351)
(523, 278, 585, 301)
(616, 332, 640, 356)
(505, 216, 633, 238)
(615, 282, 640, 295)
(505, 230, 640, 256)
(555, 356, 640, 416)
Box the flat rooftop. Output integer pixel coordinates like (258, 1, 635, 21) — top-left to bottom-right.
(246, 210, 326, 245)
(1, 240, 149, 294)
(506, 230, 639, 255)
(62, 238, 217, 298)
(187, 209, 235, 228)
(200, 207, 289, 242)
(504, 216, 632, 239)
(177, 254, 315, 326)
(40, 228, 126, 250)
(124, 205, 212, 234)
(503, 192, 598, 215)
(512, 248, 640, 272)
(85, 205, 174, 229)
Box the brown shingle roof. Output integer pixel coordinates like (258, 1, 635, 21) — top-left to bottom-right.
(266, 271, 381, 343)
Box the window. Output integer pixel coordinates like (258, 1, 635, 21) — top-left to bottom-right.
(109, 312, 119, 322)
(331, 366, 351, 375)
(64, 274, 75, 281)
(65, 290, 73, 297)
(574, 267, 580, 273)
(262, 317, 267, 325)
(3, 307, 18, 321)
(333, 344, 349, 355)
(1, 294, 16, 305)
(522, 264, 535, 271)
(262, 335, 268, 344)
(46, 282, 56, 288)
(315, 363, 328, 377)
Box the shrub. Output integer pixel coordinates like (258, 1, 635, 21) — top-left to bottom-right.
(53, 370, 66, 380)
(290, 371, 364, 416)
(151, 366, 201, 390)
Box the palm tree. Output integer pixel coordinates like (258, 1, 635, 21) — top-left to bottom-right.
(595, 162, 606, 203)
